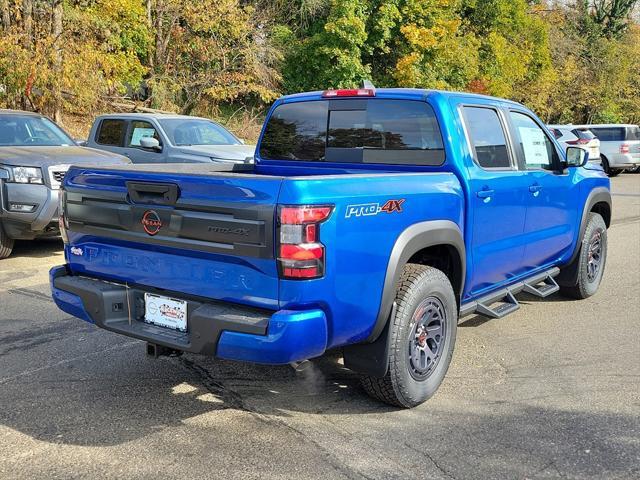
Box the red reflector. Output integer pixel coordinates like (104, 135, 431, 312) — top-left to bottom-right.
(280, 206, 332, 224)
(280, 243, 323, 261)
(322, 88, 376, 98)
(283, 267, 319, 278)
(305, 224, 317, 243)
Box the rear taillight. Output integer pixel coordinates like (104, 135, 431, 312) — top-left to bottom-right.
(278, 205, 333, 279)
(620, 144, 630, 154)
(58, 189, 68, 243)
(567, 138, 590, 145)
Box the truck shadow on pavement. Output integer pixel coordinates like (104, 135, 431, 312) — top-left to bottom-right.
(10, 237, 63, 259)
(1, 341, 638, 478)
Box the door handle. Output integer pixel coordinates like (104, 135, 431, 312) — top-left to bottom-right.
(529, 184, 543, 193)
(476, 189, 494, 199)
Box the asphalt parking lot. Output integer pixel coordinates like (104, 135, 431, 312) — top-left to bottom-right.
(0, 175, 638, 480)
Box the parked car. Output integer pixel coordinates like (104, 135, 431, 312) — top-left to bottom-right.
(548, 125, 601, 164)
(577, 124, 639, 177)
(51, 87, 611, 408)
(86, 113, 256, 164)
(0, 110, 129, 259)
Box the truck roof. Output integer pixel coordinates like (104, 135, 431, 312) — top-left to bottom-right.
(95, 112, 213, 122)
(279, 88, 523, 106)
(0, 109, 44, 117)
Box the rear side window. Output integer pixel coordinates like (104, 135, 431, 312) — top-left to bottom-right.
(463, 107, 511, 169)
(572, 129, 595, 140)
(590, 127, 625, 142)
(551, 128, 563, 140)
(96, 119, 125, 146)
(259, 99, 445, 165)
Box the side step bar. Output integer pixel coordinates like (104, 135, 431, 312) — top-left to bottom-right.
(460, 267, 560, 320)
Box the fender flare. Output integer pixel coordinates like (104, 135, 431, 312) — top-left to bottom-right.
(557, 187, 611, 286)
(343, 220, 465, 377)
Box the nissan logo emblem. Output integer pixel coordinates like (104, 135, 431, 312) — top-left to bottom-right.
(142, 210, 162, 236)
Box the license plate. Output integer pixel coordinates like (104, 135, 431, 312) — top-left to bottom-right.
(144, 293, 187, 332)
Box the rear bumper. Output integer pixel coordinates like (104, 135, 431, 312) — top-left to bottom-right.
(607, 153, 640, 168)
(49, 265, 327, 364)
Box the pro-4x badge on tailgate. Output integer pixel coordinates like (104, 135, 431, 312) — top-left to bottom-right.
(345, 199, 405, 218)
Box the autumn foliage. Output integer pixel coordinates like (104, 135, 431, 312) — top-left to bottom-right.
(0, 0, 638, 133)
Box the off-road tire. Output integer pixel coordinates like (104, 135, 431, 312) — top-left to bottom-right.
(560, 213, 607, 300)
(0, 223, 14, 259)
(361, 264, 457, 408)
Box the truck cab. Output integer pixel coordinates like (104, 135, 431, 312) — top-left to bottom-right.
(51, 88, 611, 407)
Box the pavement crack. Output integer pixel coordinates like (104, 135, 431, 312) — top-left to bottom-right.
(7, 287, 53, 303)
(403, 442, 457, 480)
(177, 357, 248, 411)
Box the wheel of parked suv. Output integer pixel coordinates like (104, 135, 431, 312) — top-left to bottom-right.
(560, 213, 607, 300)
(0, 223, 15, 259)
(600, 156, 620, 177)
(361, 264, 457, 408)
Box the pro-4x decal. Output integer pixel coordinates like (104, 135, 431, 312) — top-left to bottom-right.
(345, 199, 405, 218)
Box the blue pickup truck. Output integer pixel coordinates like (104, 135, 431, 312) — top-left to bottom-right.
(50, 87, 611, 407)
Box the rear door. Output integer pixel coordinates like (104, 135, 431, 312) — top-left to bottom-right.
(460, 103, 530, 298)
(63, 167, 282, 309)
(507, 110, 580, 269)
(93, 118, 128, 157)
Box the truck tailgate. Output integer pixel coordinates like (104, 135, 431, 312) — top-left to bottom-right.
(62, 166, 282, 309)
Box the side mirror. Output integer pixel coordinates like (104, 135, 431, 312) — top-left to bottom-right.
(0, 169, 9, 180)
(566, 146, 588, 168)
(74, 138, 87, 147)
(140, 137, 161, 151)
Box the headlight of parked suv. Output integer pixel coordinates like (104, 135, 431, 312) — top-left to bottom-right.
(10, 166, 43, 184)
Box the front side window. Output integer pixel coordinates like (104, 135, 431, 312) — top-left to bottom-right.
(625, 126, 639, 141)
(97, 119, 125, 146)
(463, 107, 511, 169)
(127, 121, 160, 147)
(510, 112, 557, 170)
(259, 99, 445, 165)
(158, 119, 240, 146)
(0, 115, 74, 146)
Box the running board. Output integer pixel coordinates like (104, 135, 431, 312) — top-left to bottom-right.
(460, 267, 560, 320)
(522, 274, 559, 298)
(475, 291, 520, 319)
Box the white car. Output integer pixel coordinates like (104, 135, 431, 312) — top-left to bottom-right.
(579, 124, 640, 177)
(548, 125, 601, 164)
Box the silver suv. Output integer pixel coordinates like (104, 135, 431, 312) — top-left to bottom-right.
(576, 124, 639, 177)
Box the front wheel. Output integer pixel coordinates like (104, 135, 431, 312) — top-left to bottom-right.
(0, 223, 14, 259)
(361, 264, 457, 408)
(560, 213, 607, 299)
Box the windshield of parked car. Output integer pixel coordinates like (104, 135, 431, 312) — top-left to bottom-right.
(158, 119, 240, 146)
(0, 114, 74, 146)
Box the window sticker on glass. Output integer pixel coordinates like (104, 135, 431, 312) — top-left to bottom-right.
(130, 127, 157, 146)
(519, 127, 551, 166)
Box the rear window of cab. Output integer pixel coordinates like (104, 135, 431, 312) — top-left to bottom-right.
(259, 99, 445, 166)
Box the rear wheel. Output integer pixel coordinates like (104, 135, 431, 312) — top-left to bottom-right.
(361, 264, 457, 408)
(601, 156, 621, 177)
(0, 223, 15, 259)
(560, 213, 607, 299)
